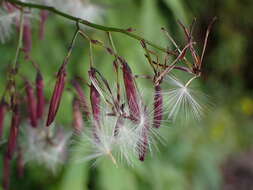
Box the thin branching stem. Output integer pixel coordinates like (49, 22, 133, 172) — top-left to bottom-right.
(7, 0, 172, 54)
(63, 27, 80, 67)
(13, 9, 24, 71)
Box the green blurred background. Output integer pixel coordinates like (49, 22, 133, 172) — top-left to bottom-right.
(1, 0, 253, 189)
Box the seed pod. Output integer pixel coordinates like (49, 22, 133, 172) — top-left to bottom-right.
(39, 10, 49, 40)
(25, 81, 37, 127)
(2, 154, 10, 190)
(89, 68, 100, 125)
(36, 71, 45, 120)
(17, 148, 24, 178)
(138, 122, 149, 162)
(153, 84, 163, 128)
(121, 61, 140, 121)
(89, 68, 101, 142)
(23, 19, 32, 57)
(72, 79, 90, 118)
(46, 65, 66, 127)
(0, 100, 7, 139)
(137, 108, 149, 161)
(72, 97, 84, 134)
(3, 2, 15, 12)
(6, 105, 20, 160)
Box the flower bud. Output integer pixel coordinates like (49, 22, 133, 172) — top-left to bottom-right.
(36, 71, 45, 119)
(46, 66, 66, 127)
(153, 84, 163, 128)
(6, 105, 20, 160)
(25, 81, 37, 127)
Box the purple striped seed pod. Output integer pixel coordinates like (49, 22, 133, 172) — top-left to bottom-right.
(89, 69, 101, 142)
(153, 84, 163, 128)
(36, 71, 45, 120)
(0, 100, 7, 139)
(23, 19, 32, 57)
(121, 61, 140, 121)
(72, 79, 90, 118)
(6, 105, 20, 160)
(2, 154, 10, 190)
(25, 81, 37, 128)
(137, 107, 150, 161)
(72, 97, 84, 134)
(39, 10, 49, 40)
(89, 69, 101, 125)
(138, 123, 149, 161)
(46, 66, 66, 127)
(17, 148, 24, 178)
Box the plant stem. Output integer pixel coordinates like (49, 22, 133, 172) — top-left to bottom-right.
(7, 0, 172, 54)
(13, 8, 24, 71)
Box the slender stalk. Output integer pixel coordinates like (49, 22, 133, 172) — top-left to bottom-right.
(63, 28, 80, 67)
(13, 8, 24, 71)
(7, 0, 171, 54)
(89, 42, 94, 67)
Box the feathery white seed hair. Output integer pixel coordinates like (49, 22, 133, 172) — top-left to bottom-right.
(73, 107, 140, 166)
(43, 0, 103, 23)
(0, 9, 18, 43)
(163, 75, 208, 122)
(20, 121, 72, 173)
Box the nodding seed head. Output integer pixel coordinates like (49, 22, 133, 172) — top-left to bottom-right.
(46, 66, 66, 127)
(25, 81, 37, 128)
(153, 84, 163, 128)
(36, 71, 45, 120)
